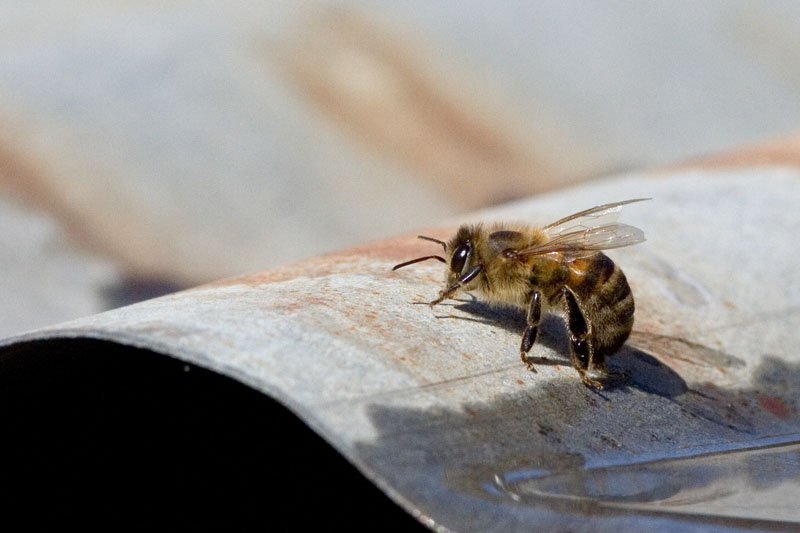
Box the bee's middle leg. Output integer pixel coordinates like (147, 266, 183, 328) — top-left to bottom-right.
(520, 291, 541, 372)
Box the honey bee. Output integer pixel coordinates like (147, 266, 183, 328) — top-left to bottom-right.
(392, 199, 649, 388)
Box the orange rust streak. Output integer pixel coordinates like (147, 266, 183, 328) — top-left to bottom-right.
(758, 394, 792, 419)
(204, 227, 457, 288)
(659, 135, 800, 172)
(270, 8, 576, 208)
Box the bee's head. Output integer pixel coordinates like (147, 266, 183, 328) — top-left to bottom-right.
(391, 225, 481, 288)
(391, 226, 483, 307)
(444, 225, 480, 287)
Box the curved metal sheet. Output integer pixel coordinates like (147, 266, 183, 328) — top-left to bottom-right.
(2, 168, 800, 530)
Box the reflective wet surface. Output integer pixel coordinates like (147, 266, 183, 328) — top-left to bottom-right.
(491, 436, 800, 525)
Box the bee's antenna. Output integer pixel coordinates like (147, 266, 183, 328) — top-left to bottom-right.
(392, 255, 446, 271)
(418, 235, 447, 252)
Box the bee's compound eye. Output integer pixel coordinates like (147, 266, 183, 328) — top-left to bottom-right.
(450, 243, 470, 274)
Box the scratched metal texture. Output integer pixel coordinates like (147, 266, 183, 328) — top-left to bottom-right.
(2, 169, 799, 531)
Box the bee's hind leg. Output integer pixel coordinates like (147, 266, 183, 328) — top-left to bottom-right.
(520, 291, 542, 372)
(562, 288, 607, 389)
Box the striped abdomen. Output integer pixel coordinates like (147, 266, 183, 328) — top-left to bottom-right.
(565, 252, 634, 358)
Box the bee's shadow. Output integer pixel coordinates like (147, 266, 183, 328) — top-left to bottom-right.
(445, 297, 689, 400)
(445, 297, 571, 368)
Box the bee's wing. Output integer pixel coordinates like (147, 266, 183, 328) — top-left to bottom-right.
(542, 198, 650, 236)
(515, 198, 649, 260)
(516, 223, 646, 260)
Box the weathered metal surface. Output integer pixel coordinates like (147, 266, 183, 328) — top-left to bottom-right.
(2, 168, 799, 530)
(4, 2, 800, 284)
(5, 0, 800, 343)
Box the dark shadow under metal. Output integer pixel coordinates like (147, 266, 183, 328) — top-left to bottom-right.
(0, 339, 423, 530)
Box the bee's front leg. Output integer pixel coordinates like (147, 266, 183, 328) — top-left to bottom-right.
(428, 265, 483, 307)
(520, 291, 542, 372)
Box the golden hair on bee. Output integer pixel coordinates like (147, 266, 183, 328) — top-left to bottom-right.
(392, 199, 649, 389)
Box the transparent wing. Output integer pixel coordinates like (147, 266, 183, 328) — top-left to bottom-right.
(543, 198, 650, 236)
(517, 223, 646, 259)
(514, 198, 649, 260)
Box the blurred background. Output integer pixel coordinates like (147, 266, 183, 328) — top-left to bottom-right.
(2, 1, 800, 337)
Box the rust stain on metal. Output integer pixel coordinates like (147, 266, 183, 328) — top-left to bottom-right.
(758, 394, 792, 419)
(659, 135, 800, 172)
(337, 227, 456, 262)
(206, 228, 457, 289)
(0, 134, 55, 209)
(0, 134, 125, 268)
(269, 8, 586, 208)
